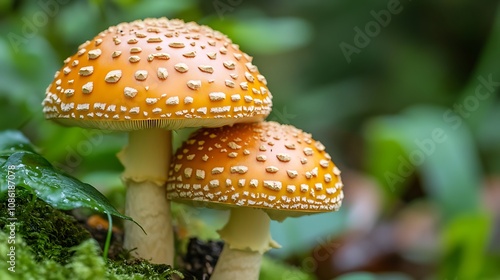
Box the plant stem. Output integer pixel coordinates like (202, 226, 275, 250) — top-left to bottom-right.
(460, 4, 500, 128)
(103, 212, 112, 262)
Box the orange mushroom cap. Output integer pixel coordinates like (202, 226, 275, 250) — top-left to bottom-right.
(42, 18, 272, 131)
(166, 121, 344, 220)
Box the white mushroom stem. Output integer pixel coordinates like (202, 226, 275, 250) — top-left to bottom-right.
(211, 246, 263, 280)
(211, 208, 280, 280)
(118, 128, 173, 265)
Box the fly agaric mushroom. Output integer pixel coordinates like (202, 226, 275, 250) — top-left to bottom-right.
(42, 18, 272, 265)
(166, 121, 344, 279)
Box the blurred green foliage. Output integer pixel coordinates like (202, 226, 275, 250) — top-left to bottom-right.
(1, 0, 499, 279)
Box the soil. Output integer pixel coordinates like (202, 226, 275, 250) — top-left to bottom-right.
(179, 238, 224, 280)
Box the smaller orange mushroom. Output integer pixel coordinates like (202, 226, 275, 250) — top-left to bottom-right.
(167, 121, 344, 279)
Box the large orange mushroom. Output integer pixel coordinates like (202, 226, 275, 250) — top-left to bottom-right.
(42, 18, 272, 264)
(167, 121, 344, 279)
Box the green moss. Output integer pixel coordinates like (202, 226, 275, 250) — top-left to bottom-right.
(0, 232, 180, 279)
(0, 232, 106, 279)
(108, 259, 182, 280)
(0, 187, 90, 264)
(0, 187, 181, 279)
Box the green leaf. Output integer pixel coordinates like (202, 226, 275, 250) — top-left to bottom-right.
(0, 129, 35, 154)
(0, 130, 132, 222)
(364, 106, 482, 219)
(335, 272, 413, 280)
(364, 119, 412, 201)
(458, 5, 500, 128)
(335, 273, 378, 280)
(441, 212, 492, 279)
(260, 256, 315, 280)
(229, 18, 312, 54)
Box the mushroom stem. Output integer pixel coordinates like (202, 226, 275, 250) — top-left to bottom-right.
(118, 128, 173, 265)
(211, 246, 263, 280)
(211, 208, 279, 280)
